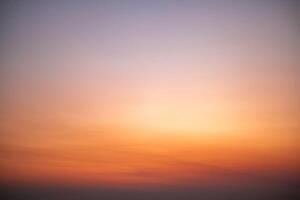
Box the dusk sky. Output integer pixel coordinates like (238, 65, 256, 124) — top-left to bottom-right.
(1, 0, 299, 199)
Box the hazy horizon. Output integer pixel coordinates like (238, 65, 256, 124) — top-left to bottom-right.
(1, 0, 299, 199)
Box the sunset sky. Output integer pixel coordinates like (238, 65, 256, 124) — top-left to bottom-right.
(1, 0, 299, 199)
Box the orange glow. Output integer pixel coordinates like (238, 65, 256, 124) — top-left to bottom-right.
(1, 0, 299, 191)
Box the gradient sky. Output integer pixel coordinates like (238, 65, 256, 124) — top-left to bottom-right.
(1, 0, 299, 190)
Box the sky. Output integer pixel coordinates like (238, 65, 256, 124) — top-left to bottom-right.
(0, 0, 299, 199)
